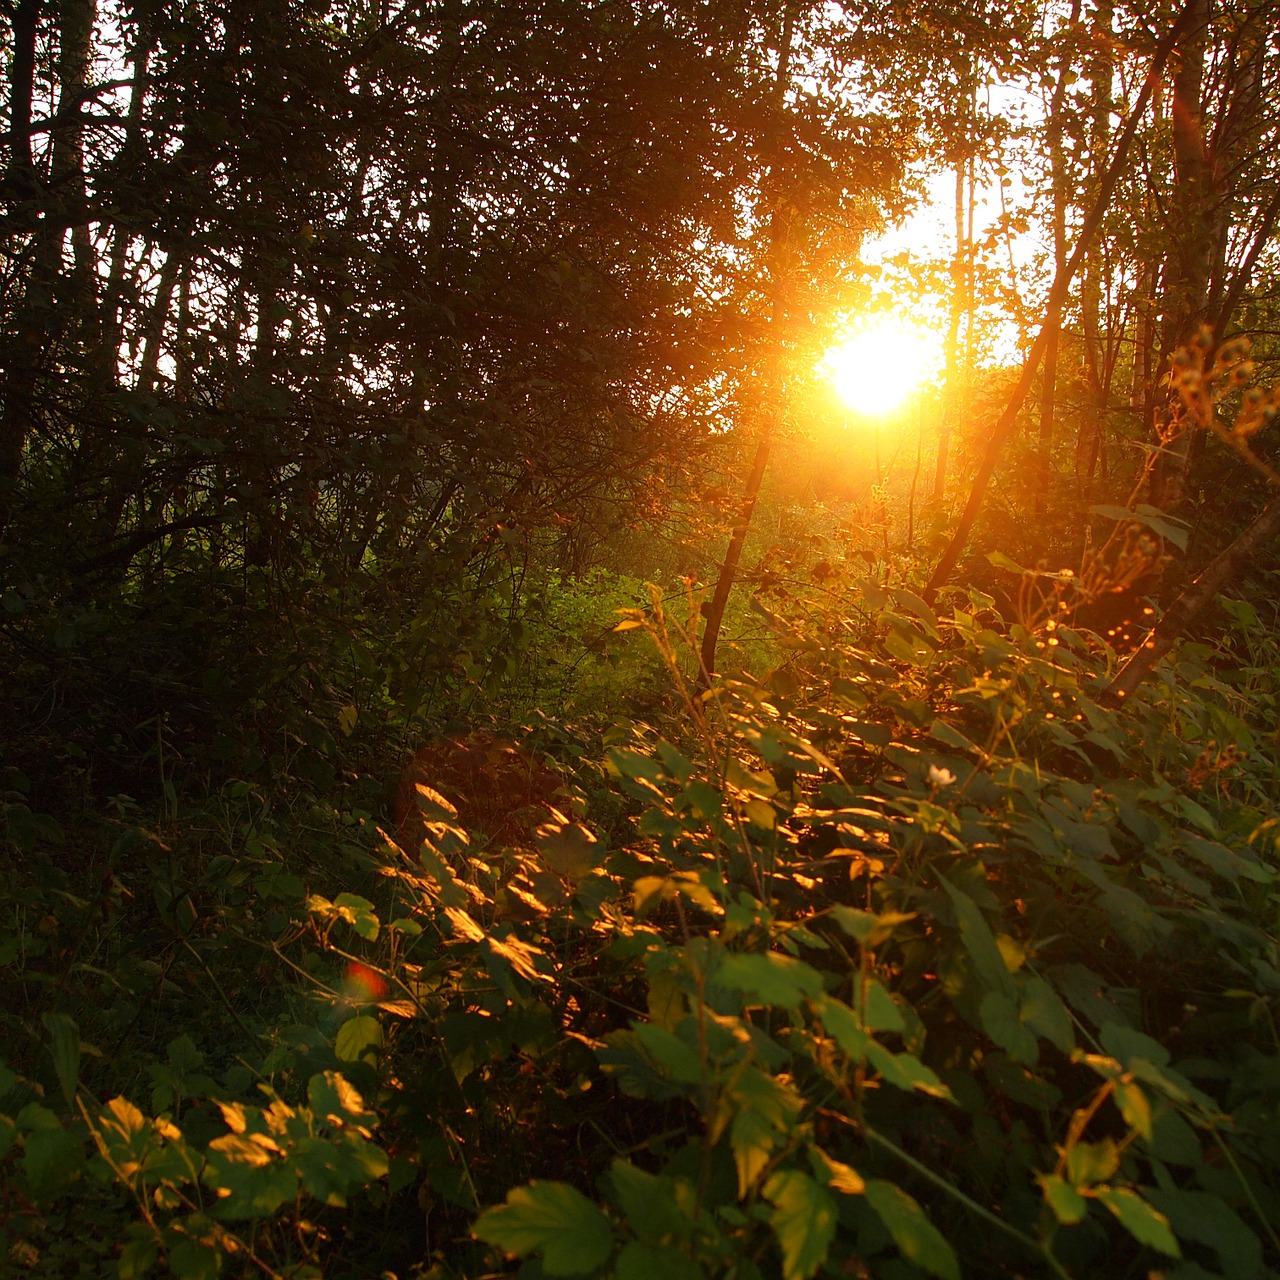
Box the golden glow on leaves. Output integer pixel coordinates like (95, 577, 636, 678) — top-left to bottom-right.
(823, 318, 938, 417)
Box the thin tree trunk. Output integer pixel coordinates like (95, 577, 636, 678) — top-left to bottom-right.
(138, 248, 181, 393)
(0, 0, 44, 497)
(698, 0, 796, 684)
(56, 0, 97, 333)
(1076, 0, 1114, 499)
(924, 0, 1197, 601)
(699, 435, 773, 681)
(1150, 0, 1212, 508)
(3, 0, 40, 203)
(1036, 0, 1078, 515)
(103, 21, 155, 366)
(934, 158, 968, 505)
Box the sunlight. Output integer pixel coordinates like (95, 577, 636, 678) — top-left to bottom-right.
(823, 317, 939, 417)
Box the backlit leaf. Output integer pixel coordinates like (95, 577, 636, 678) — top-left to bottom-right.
(335, 1014, 382, 1066)
(535, 818, 600, 879)
(1113, 1080, 1152, 1139)
(764, 1169, 837, 1280)
(1066, 1138, 1119, 1187)
(333, 893, 380, 941)
(1038, 1174, 1088, 1224)
(1094, 1187, 1180, 1257)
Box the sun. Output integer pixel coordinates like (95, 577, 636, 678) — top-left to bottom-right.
(823, 318, 938, 417)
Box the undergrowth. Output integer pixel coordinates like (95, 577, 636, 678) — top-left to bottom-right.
(2, 556, 1278, 1279)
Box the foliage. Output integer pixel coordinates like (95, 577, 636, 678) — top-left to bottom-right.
(11, 550, 1277, 1278)
(4, 0, 1280, 1276)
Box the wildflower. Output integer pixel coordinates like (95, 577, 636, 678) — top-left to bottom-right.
(928, 764, 956, 788)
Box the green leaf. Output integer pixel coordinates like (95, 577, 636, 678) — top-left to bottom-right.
(1144, 1187, 1261, 1277)
(1066, 1139, 1120, 1188)
(1133, 503, 1191, 550)
(731, 1105, 782, 1198)
(930, 719, 980, 755)
(890, 588, 938, 624)
(334, 1015, 382, 1066)
(987, 550, 1026, 574)
(863, 1040, 952, 1099)
(884, 626, 934, 666)
(817, 998, 950, 1098)
(474, 1181, 616, 1275)
(864, 1179, 960, 1280)
(1113, 1080, 1152, 1140)
(1098, 1023, 1170, 1069)
(608, 749, 668, 786)
(1093, 1187, 1180, 1257)
(1147, 1110, 1201, 1165)
(829, 907, 915, 947)
(42, 1012, 80, 1104)
(938, 876, 1015, 998)
(204, 1142, 297, 1218)
(535, 818, 600, 879)
(979, 991, 1038, 1064)
(1038, 1174, 1088, 1224)
(847, 720, 893, 748)
(1089, 504, 1189, 551)
(22, 1124, 84, 1200)
(615, 1242, 703, 1280)
(117, 1232, 159, 1279)
(654, 741, 696, 783)
(607, 1160, 689, 1246)
(294, 1130, 388, 1206)
(809, 1146, 865, 1195)
(764, 1170, 837, 1280)
(629, 1023, 704, 1086)
(307, 1071, 373, 1125)
(1018, 976, 1075, 1054)
(332, 893, 380, 941)
(719, 952, 823, 1009)
(166, 1239, 221, 1280)
(727, 1067, 801, 1196)
(856, 981, 904, 1033)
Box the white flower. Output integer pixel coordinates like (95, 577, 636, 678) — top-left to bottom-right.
(928, 764, 957, 788)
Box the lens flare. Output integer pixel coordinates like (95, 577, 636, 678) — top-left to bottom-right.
(823, 318, 938, 417)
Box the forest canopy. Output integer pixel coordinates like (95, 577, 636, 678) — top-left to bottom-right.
(3, 0, 1280, 1276)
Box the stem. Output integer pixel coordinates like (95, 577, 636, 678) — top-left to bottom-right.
(1210, 1126, 1280, 1256)
(863, 1124, 1073, 1280)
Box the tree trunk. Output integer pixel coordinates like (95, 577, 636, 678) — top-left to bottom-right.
(924, 1, 1195, 600)
(103, 21, 156, 366)
(1150, 0, 1212, 508)
(698, 0, 796, 684)
(698, 434, 773, 682)
(934, 157, 969, 505)
(1076, 0, 1113, 495)
(1035, 0, 1078, 515)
